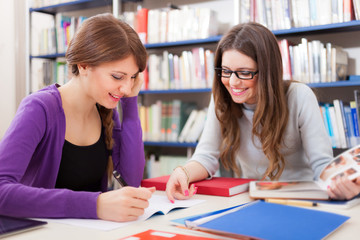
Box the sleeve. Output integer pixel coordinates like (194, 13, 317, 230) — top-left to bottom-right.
(0, 95, 99, 219)
(112, 96, 145, 187)
(295, 84, 333, 180)
(188, 96, 221, 177)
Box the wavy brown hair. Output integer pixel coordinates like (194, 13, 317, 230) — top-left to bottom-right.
(213, 22, 290, 180)
(65, 13, 147, 178)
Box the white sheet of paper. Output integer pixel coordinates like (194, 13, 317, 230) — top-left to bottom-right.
(40, 194, 205, 231)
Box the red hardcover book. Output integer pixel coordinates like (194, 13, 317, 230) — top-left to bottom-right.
(136, 8, 148, 44)
(141, 175, 255, 197)
(119, 229, 218, 240)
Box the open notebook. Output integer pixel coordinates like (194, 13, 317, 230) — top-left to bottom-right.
(0, 215, 47, 238)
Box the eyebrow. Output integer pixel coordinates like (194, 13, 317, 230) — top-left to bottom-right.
(221, 66, 256, 71)
(112, 70, 140, 76)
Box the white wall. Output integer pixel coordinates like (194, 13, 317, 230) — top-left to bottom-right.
(0, 0, 16, 138)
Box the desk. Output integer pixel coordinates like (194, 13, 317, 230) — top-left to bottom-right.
(3, 191, 360, 240)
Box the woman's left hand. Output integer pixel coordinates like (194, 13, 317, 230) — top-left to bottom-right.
(127, 72, 144, 97)
(327, 176, 360, 200)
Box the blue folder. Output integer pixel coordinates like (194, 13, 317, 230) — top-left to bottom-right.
(184, 200, 350, 240)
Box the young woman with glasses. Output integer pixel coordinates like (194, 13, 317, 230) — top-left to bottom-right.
(166, 22, 360, 202)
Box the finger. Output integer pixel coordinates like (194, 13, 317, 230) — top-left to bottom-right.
(327, 179, 342, 200)
(129, 197, 150, 209)
(133, 188, 155, 201)
(173, 191, 192, 200)
(337, 176, 360, 199)
(356, 177, 360, 185)
(147, 186, 156, 193)
(122, 215, 138, 222)
(329, 177, 353, 200)
(126, 207, 145, 218)
(189, 184, 198, 196)
(166, 180, 177, 203)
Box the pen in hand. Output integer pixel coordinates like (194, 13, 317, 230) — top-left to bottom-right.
(112, 170, 128, 188)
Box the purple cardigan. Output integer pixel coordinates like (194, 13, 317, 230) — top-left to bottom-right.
(0, 84, 145, 219)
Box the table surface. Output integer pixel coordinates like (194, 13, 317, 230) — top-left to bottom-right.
(3, 191, 360, 240)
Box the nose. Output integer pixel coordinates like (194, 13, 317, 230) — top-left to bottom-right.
(229, 73, 242, 86)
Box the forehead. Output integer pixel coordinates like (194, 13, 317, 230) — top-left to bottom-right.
(222, 49, 257, 69)
(95, 55, 139, 74)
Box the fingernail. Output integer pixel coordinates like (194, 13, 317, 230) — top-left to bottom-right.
(194, 187, 198, 194)
(170, 200, 174, 204)
(185, 190, 189, 196)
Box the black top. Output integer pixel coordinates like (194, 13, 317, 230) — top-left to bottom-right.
(55, 127, 109, 192)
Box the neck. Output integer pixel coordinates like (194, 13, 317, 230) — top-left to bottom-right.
(59, 77, 97, 118)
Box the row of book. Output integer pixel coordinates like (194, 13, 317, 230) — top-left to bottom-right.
(123, 6, 220, 44)
(145, 154, 188, 179)
(279, 39, 348, 83)
(145, 48, 214, 90)
(320, 91, 360, 149)
(239, 0, 360, 31)
(138, 100, 208, 143)
(31, 58, 68, 93)
(30, 0, 73, 8)
(30, 12, 87, 55)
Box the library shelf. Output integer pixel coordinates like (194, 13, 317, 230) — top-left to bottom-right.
(273, 20, 360, 36)
(144, 35, 223, 49)
(29, 0, 112, 14)
(143, 141, 197, 148)
(30, 53, 65, 59)
(139, 88, 212, 94)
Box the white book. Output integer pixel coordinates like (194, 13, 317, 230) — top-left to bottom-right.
(178, 109, 198, 142)
(354, 0, 360, 20)
(317, 0, 332, 25)
(147, 9, 161, 44)
(148, 54, 161, 90)
(161, 51, 170, 90)
(160, 10, 168, 43)
(329, 106, 341, 148)
(333, 99, 348, 148)
(185, 109, 207, 143)
(311, 40, 321, 83)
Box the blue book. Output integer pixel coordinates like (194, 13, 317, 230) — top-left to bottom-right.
(170, 203, 248, 226)
(184, 200, 350, 240)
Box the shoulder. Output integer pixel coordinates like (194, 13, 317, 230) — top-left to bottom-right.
(29, 84, 62, 104)
(286, 82, 316, 102)
(19, 84, 63, 119)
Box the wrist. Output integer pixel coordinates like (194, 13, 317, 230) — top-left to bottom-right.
(174, 166, 190, 185)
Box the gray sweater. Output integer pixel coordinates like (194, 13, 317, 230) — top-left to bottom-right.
(190, 83, 333, 181)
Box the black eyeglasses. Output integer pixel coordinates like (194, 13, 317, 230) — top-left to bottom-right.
(214, 68, 258, 80)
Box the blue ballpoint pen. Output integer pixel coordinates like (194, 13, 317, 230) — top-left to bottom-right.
(112, 170, 128, 187)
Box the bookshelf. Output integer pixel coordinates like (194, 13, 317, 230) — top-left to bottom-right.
(27, 0, 360, 174)
(138, 0, 360, 160)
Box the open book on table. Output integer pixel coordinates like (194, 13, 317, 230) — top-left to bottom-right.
(180, 200, 350, 240)
(249, 144, 360, 201)
(42, 194, 205, 231)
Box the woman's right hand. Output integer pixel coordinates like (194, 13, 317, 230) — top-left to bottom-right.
(96, 186, 155, 222)
(165, 166, 197, 203)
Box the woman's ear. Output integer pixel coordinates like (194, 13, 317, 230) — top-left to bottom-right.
(77, 63, 89, 75)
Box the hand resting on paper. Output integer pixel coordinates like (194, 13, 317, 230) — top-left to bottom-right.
(328, 176, 360, 200)
(96, 186, 155, 222)
(166, 161, 208, 203)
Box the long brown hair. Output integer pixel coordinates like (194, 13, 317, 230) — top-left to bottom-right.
(65, 13, 147, 178)
(213, 22, 290, 180)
